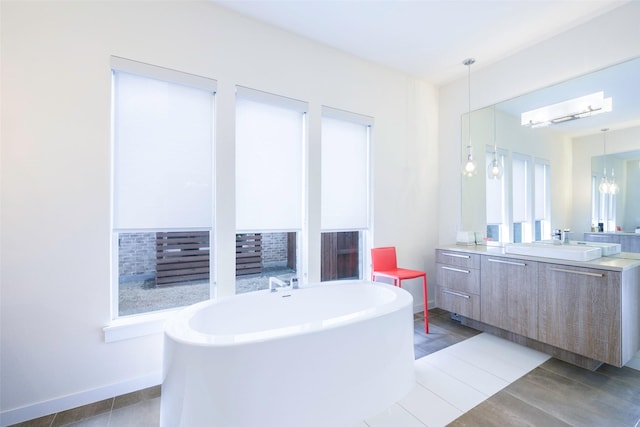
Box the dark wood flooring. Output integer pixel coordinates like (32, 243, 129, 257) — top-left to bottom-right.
(419, 309, 640, 427)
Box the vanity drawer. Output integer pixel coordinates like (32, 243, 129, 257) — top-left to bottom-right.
(436, 250, 480, 269)
(436, 262, 480, 294)
(436, 286, 480, 319)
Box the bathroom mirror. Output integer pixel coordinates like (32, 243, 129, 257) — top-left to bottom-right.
(461, 56, 640, 243)
(591, 149, 640, 232)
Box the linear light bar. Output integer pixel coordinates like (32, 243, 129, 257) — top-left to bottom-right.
(521, 91, 612, 128)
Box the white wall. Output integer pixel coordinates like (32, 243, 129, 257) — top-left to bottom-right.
(0, 1, 439, 423)
(438, 1, 640, 245)
(3, 1, 640, 423)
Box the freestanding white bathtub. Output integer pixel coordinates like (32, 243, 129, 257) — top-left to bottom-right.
(161, 280, 415, 427)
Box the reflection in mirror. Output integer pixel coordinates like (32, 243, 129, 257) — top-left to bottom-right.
(591, 150, 640, 232)
(461, 56, 640, 246)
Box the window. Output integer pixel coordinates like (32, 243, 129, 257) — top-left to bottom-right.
(320, 108, 371, 281)
(512, 154, 530, 243)
(591, 174, 600, 228)
(111, 57, 216, 317)
(486, 146, 507, 243)
(534, 160, 551, 241)
(235, 87, 306, 292)
(485, 151, 550, 244)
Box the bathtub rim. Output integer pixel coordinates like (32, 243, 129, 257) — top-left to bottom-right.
(163, 280, 412, 347)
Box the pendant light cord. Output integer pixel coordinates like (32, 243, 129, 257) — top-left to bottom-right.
(463, 58, 475, 155)
(602, 128, 609, 176)
(467, 60, 472, 152)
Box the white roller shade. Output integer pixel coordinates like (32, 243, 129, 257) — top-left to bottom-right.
(235, 90, 305, 231)
(534, 162, 549, 220)
(486, 150, 504, 224)
(321, 114, 370, 231)
(512, 156, 528, 223)
(112, 69, 214, 230)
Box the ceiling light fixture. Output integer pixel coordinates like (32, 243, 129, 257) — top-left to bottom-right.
(521, 91, 612, 128)
(462, 58, 477, 177)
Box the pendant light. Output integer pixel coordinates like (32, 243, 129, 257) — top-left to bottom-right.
(598, 128, 611, 194)
(462, 58, 477, 177)
(609, 168, 619, 195)
(487, 105, 503, 180)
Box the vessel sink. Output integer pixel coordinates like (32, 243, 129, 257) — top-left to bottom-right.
(534, 240, 621, 256)
(504, 243, 602, 261)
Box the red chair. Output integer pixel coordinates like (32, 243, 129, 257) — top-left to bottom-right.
(371, 247, 428, 333)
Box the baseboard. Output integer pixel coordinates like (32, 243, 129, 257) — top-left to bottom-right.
(626, 353, 640, 371)
(413, 299, 434, 314)
(0, 372, 162, 427)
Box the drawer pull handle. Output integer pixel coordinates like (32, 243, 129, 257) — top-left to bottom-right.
(442, 289, 471, 299)
(441, 266, 470, 274)
(549, 267, 604, 278)
(442, 252, 470, 259)
(488, 258, 526, 267)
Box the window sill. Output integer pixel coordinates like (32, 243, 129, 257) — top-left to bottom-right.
(103, 309, 178, 343)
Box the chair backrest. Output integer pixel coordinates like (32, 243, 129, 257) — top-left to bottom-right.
(371, 247, 398, 271)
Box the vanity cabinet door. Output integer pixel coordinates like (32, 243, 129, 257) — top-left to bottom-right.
(435, 263, 481, 319)
(538, 263, 621, 365)
(435, 250, 481, 320)
(619, 235, 640, 253)
(583, 233, 620, 244)
(436, 250, 481, 269)
(480, 256, 538, 339)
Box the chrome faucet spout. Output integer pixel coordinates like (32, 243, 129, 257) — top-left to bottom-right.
(269, 277, 289, 292)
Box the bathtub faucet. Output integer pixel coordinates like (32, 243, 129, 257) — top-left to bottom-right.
(269, 277, 289, 292)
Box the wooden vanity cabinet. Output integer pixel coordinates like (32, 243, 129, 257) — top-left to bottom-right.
(538, 263, 622, 366)
(435, 250, 480, 319)
(480, 256, 538, 340)
(435, 247, 640, 367)
(584, 232, 640, 253)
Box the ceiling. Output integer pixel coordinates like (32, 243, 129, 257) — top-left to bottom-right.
(213, 0, 627, 85)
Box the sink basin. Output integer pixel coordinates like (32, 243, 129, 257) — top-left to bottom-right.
(504, 243, 602, 261)
(534, 239, 621, 256)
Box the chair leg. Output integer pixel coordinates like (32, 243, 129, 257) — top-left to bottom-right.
(422, 274, 429, 333)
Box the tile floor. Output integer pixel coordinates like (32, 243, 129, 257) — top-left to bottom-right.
(357, 332, 550, 426)
(12, 309, 551, 427)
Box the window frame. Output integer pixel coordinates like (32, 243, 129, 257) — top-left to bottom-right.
(533, 158, 551, 241)
(485, 145, 508, 243)
(320, 107, 373, 281)
(110, 57, 216, 321)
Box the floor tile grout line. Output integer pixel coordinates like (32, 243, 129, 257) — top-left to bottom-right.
(398, 382, 462, 426)
(418, 357, 493, 400)
(443, 346, 543, 383)
(535, 363, 640, 415)
(428, 349, 512, 385)
(445, 334, 551, 373)
(500, 386, 582, 427)
(538, 361, 640, 402)
(106, 396, 115, 427)
(400, 402, 430, 427)
(500, 375, 636, 427)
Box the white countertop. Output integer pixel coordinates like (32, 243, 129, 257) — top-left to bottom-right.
(584, 231, 640, 236)
(438, 244, 640, 272)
